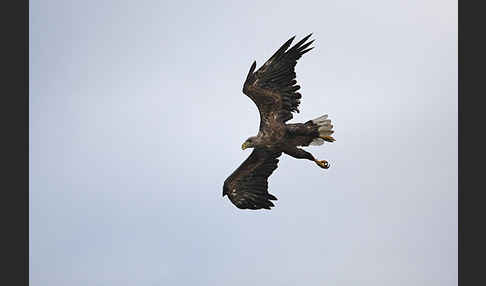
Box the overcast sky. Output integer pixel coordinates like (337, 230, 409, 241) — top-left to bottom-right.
(30, 0, 457, 285)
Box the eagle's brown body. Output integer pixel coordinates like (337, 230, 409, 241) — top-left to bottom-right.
(222, 34, 335, 210)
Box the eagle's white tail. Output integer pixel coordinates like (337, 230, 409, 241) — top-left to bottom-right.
(309, 114, 334, 146)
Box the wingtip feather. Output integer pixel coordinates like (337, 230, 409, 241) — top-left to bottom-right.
(300, 47, 314, 55)
(303, 33, 313, 41)
(267, 194, 278, 201)
(246, 60, 257, 80)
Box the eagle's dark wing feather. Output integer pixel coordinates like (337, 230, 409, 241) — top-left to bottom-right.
(243, 34, 314, 125)
(223, 148, 282, 210)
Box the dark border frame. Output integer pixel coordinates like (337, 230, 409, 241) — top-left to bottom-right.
(4, 1, 29, 285)
(459, 1, 483, 285)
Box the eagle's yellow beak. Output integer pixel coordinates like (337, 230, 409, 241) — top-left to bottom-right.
(241, 142, 249, 150)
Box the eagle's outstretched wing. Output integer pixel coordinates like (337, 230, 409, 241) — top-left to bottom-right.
(243, 34, 314, 127)
(223, 148, 282, 210)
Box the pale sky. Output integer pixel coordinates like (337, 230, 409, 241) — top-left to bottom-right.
(30, 0, 457, 285)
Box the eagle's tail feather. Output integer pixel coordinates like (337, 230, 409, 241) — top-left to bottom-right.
(309, 114, 335, 145)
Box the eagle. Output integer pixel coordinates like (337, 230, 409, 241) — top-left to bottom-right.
(223, 34, 335, 210)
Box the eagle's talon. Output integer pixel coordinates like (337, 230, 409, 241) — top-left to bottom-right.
(315, 159, 330, 169)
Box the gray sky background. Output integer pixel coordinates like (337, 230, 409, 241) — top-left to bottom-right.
(30, 0, 457, 285)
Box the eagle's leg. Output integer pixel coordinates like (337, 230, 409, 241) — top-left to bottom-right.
(283, 147, 330, 169)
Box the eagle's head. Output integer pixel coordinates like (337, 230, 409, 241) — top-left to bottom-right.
(241, 136, 259, 150)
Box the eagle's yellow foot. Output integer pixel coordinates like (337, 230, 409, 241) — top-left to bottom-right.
(315, 159, 330, 169)
(321, 136, 336, 142)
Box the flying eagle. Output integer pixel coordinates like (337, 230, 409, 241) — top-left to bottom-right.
(223, 34, 335, 210)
